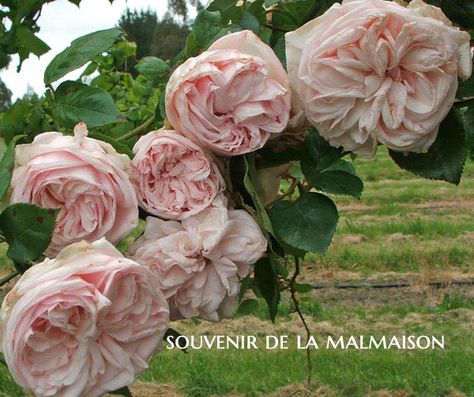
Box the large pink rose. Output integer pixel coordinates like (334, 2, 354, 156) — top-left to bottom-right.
(131, 129, 225, 220)
(166, 30, 291, 156)
(286, 0, 472, 156)
(10, 123, 139, 255)
(130, 199, 267, 321)
(0, 239, 169, 397)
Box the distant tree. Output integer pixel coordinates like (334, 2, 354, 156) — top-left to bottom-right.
(168, 0, 203, 22)
(0, 79, 12, 113)
(118, 8, 190, 62)
(149, 17, 190, 61)
(118, 9, 159, 60)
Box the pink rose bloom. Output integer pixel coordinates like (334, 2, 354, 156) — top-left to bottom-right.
(286, 0, 472, 156)
(130, 200, 267, 321)
(0, 239, 169, 397)
(10, 123, 139, 255)
(131, 129, 225, 220)
(166, 30, 291, 156)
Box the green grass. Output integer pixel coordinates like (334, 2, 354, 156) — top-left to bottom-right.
(136, 347, 474, 397)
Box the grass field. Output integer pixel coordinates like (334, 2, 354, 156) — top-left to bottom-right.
(1, 148, 474, 397)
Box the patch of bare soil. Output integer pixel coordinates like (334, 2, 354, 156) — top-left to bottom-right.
(339, 199, 474, 213)
(368, 391, 413, 397)
(270, 384, 337, 397)
(104, 382, 184, 397)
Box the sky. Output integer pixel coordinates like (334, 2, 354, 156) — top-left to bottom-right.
(1, 0, 169, 100)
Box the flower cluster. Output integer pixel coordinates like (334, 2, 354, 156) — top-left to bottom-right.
(0, 1, 471, 396)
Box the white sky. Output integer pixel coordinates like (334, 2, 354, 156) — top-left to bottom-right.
(1, 0, 169, 100)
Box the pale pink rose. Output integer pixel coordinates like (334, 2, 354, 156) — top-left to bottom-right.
(10, 123, 139, 255)
(130, 201, 267, 321)
(286, 0, 472, 156)
(131, 129, 225, 220)
(0, 239, 169, 397)
(166, 30, 291, 156)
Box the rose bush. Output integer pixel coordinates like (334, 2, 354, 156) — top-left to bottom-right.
(130, 197, 267, 321)
(0, 0, 472, 395)
(166, 30, 292, 156)
(286, 0, 472, 156)
(10, 123, 138, 255)
(0, 239, 169, 397)
(131, 129, 225, 220)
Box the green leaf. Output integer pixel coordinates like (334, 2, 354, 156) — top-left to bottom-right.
(16, 26, 50, 64)
(243, 154, 274, 235)
(389, 110, 467, 185)
(88, 133, 133, 158)
(0, 204, 58, 271)
(0, 135, 24, 201)
(237, 299, 259, 315)
(254, 257, 280, 323)
(269, 192, 339, 255)
(109, 387, 132, 397)
(457, 76, 474, 99)
(240, 12, 260, 34)
(463, 107, 474, 160)
(135, 57, 170, 82)
(44, 28, 123, 85)
(302, 159, 363, 199)
(304, 129, 344, 171)
(53, 81, 119, 129)
(207, 0, 243, 24)
(192, 10, 223, 48)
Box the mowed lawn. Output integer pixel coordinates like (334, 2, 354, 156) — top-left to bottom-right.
(1, 148, 474, 397)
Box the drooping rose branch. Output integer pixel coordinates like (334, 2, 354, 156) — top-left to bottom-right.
(290, 256, 313, 386)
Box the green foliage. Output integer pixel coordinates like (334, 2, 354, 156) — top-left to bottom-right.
(192, 10, 223, 47)
(0, 136, 24, 201)
(0, 203, 57, 271)
(0, 93, 54, 144)
(44, 27, 123, 85)
(135, 57, 170, 83)
(464, 107, 474, 160)
(269, 192, 339, 255)
(0, 0, 52, 69)
(53, 81, 119, 128)
(0, 79, 12, 113)
(389, 110, 467, 185)
(254, 257, 280, 323)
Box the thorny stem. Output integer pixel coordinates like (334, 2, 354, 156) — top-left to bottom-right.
(0, 271, 19, 288)
(118, 116, 155, 141)
(289, 256, 313, 387)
